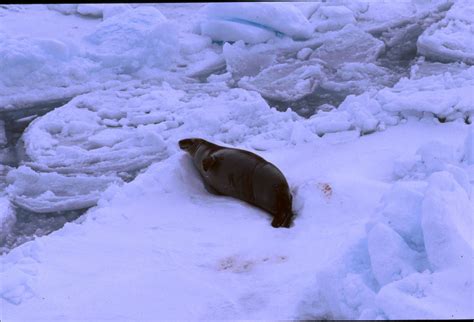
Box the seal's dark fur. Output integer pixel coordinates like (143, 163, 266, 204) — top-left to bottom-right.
(179, 138, 294, 228)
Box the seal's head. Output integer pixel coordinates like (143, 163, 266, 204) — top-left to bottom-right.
(179, 138, 205, 156)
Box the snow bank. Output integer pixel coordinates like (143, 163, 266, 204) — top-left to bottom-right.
(199, 3, 313, 43)
(334, 135, 473, 318)
(418, 0, 474, 64)
(422, 171, 473, 270)
(372, 168, 473, 319)
(298, 123, 473, 319)
(0, 240, 42, 305)
(84, 6, 179, 73)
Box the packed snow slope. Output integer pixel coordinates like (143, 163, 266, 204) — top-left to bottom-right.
(1, 2, 473, 320)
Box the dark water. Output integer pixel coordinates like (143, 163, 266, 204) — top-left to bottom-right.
(0, 206, 87, 254)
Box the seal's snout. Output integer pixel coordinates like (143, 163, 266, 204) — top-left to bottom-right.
(179, 138, 194, 151)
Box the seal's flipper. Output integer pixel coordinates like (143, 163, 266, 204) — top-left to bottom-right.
(271, 211, 293, 228)
(203, 181, 221, 195)
(272, 216, 281, 228)
(202, 155, 216, 171)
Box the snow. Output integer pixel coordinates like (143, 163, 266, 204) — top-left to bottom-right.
(201, 19, 276, 45)
(418, 0, 474, 64)
(464, 124, 474, 164)
(200, 3, 313, 42)
(1, 2, 473, 320)
(238, 59, 324, 102)
(83, 6, 179, 73)
(422, 171, 473, 270)
(310, 24, 385, 67)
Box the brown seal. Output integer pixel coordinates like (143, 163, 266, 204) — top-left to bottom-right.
(179, 138, 294, 228)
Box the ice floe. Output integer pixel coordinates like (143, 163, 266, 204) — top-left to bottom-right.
(418, 0, 474, 64)
(199, 3, 313, 42)
(83, 6, 178, 73)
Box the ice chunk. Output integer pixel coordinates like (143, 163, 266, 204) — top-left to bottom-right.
(223, 41, 276, 79)
(310, 5, 356, 32)
(76, 4, 103, 18)
(307, 111, 352, 136)
(0, 34, 89, 88)
(296, 47, 313, 60)
(47, 4, 113, 19)
(238, 59, 324, 102)
(421, 171, 473, 270)
(46, 4, 78, 15)
(337, 92, 381, 134)
(375, 66, 474, 118)
(179, 33, 212, 56)
(84, 6, 179, 73)
(367, 223, 422, 286)
(200, 3, 313, 40)
(358, 0, 450, 34)
(418, 1, 474, 64)
(310, 25, 385, 67)
(200, 19, 276, 45)
(321, 62, 397, 99)
(6, 166, 121, 213)
(22, 94, 170, 175)
(185, 52, 226, 79)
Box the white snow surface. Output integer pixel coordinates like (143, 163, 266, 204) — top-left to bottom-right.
(0, 2, 473, 320)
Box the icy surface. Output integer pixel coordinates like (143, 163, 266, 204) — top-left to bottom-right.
(310, 24, 385, 67)
(83, 6, 178, 73)
(0, 2, 473, 320)
(418, 0, 474, 64)
(200, 3, 313, 42)
(310, 5, 356, 33)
